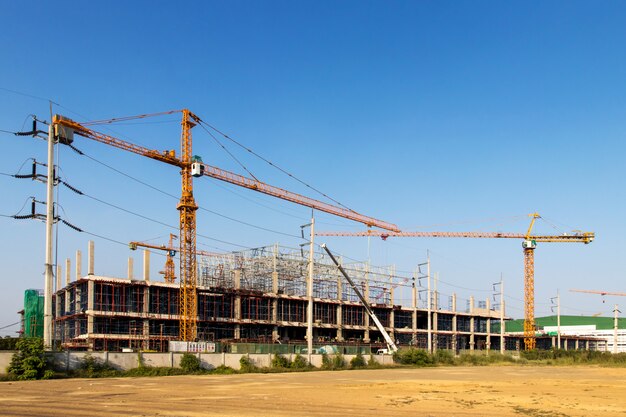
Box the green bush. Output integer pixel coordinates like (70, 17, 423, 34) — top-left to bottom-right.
(8, 338, 50, 380)
(0, 337, 18, 351)
(271, 354, 290, 368)
(291, 354, 309, 370)
(434, 350, 455, 365)
(394, 348, 434, 366)
(211, 365, 237, 374)
(350, 352, 366, 369)
(321, 353, 345, 370)
(333, 354, 345, 369)
(180, 353, 201, 372)
(367, 354, 380, 368)
(239, 355, 257, 373)
(78, 354, 116, 378)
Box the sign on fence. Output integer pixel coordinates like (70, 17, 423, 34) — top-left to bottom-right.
(169, 341, 216, 353)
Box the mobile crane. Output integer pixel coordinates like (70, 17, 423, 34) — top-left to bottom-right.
(321, 243, 398, 353)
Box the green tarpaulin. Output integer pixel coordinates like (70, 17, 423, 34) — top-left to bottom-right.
(23, 289, 44, 338)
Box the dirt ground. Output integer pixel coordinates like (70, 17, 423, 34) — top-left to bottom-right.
(0, 365, 624, 416)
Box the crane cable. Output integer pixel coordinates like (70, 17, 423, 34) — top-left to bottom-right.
(78, 110, 182, 126)
(197, 119, 356, 213)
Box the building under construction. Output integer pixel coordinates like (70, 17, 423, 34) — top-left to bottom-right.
(52, 241, 599, 352)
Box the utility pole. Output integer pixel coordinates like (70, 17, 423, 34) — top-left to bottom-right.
(493, 277, 504, 354)
(306, 216, 315, 361)
(43, 123, 55, 350)
(426, 251, 432, 354)
(614, 304, 621, 354)
(551, 291, 561, 349)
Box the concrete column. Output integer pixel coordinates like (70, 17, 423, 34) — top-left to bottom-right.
(55, 266, 62, 325)
(87, 281, 94, 311)
(128, 257, 134, 280)
(337, 273, 343, 342)
(144, 287, 149, 314)
(432, 310, 438, 353)
(76, 250, 82, 280)
(336, 304, 343, 341)
(452, 293, 457, 353)
(551, 336, 556, 348)
(143, 250, 150, 281)
(271, 247, 279, 341)
(411, 277, 417, 345)
(87, 240, 95, 275)
(87, 280, 94, 339)
(234, 269, 241, 339)
(64, 286, 70, 316)
(486, 298, 491, 352)
(143, 320, 150, 350)
(363, 278, 370, 343)
(65, 258, 71, 286)
(469, 296, 475, 351)
(75, 285, 81, 318)
(56, 265, 62, 293)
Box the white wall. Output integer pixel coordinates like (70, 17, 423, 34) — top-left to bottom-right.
(0, 351, 393, 373)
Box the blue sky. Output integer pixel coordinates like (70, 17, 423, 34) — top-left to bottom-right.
(1, 1, 625, 335)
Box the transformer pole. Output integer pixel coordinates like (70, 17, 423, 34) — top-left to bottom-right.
(557, 291, 561, 349)
(500, 278, 504, 354)
(43, 123, 55, 350)
(427, 251, 432, 354)
(307, 216, 315, 361)
(614, 304, 620, 354)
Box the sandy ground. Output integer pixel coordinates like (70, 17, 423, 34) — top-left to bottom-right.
(0, 366, 625, 416)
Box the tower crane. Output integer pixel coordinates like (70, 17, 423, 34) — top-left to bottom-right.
(129, 233, 178, 283)
(570, 288, 624, 353)
(52, 110, 398, 341)
(317, 213, 594, 350)
(128, 234, 224, 283)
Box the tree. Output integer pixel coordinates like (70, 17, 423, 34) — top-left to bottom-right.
(8, 338, 52, 380)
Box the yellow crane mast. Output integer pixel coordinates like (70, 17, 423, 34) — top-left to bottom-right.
(317, 213, 594, 350)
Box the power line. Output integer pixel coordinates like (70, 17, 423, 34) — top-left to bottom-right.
(73, 150, 301, 238)
(198, 122, 259, 181)
(57, 179, 250, 249)
(198, 119, 355, 212)
(0, 322, 20, 331)
(0, 86, 60, 105)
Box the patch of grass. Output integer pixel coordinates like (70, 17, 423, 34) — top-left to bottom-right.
(124, 366, 189, 377)
(210, 365, 237, 374)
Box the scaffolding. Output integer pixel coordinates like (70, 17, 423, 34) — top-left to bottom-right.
(52, 243, 530, 352)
